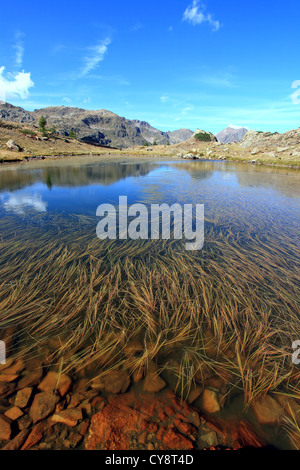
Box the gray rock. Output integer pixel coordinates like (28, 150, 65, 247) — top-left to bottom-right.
(200, 431, 219, 448)
(6, 139, 20, 151)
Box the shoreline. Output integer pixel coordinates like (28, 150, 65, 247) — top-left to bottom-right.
(0, 151, 299, 170)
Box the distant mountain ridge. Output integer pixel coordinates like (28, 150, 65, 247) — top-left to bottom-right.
(0, 102, 193, 149)
(216, 126, 248, 143)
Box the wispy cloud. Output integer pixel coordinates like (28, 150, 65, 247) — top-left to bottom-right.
(197, 74, 237, 88)
(160, 95, 169, 103)
(130, 22, 143, 32)
(183, 1, 221, 32)
(0, 66, 34, 101)
(14, 32, 25, 67)
(80, 38, 111, 77)
(86, 74, 130, 86)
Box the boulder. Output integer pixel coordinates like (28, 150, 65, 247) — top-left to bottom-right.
(0, 414, 12, 440)
(4, 406, 23, 421)
(200, 389, 221, 414)
(251, 395, 283, 425)
(143, 362, 166, 393)
(105, 370, 131, 394)
(0, 382, 15, 398)
(38, 371, 72, 397)
(2, 430, 29, 450)
(6, 139, 20, 151)
(15, 387, 33, 408)
(51, 408, 82, 427)
(29, 391, 59, 423)
(18, 369, 43, 389)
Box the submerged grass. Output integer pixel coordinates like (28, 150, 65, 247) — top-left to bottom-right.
(0, 209, 299, 406)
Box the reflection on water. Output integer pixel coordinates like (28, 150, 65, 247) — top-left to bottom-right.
(0, 160, 158, 191)
(1, 192, 47, 214)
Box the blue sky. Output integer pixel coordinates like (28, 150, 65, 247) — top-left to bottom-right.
(0, 0, 299, 134)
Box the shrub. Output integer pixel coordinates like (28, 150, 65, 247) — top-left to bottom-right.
(20, 129, 36, 136)
(49, 126, 57, 135)
(69, 130, 77, 139)
(194, 132, 213, 142)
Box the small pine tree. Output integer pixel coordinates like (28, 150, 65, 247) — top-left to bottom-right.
(39, 115, 47, 132)
(69, 130, 77, 139)
(153, 140, 157, 146)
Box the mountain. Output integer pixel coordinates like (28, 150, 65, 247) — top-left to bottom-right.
(216, 126, 248, 143)
(131, 120, 169, 145)
(0, 102, 193, 149)
(0, 102, 34, 124)
(131, 121, 194, 145)
(166, 129, 194, 144)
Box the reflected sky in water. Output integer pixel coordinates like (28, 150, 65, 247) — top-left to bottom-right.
(0, 159, 299, 233)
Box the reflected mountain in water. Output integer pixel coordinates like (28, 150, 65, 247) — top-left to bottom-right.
(171, 160, 300, 198)
(0, 158, 299, 200)
(0, 160, 158, 192)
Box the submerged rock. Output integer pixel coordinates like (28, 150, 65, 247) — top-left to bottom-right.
(51, 408, 83, 427)
(0, 414, 12, 440)
(91, 370, 130, 394)
(143, 362, 166, 393)
(15, 387, 33, 408)
(4, 406, 23, 421)
(251, 395, 283, 425)
(200, 389, 221, 414)
(38, 371, 72, 397)
(30, 392, 59, 423)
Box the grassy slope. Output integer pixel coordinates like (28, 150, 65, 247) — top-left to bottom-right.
(1, 120, 300, 168)
(0, 120, 122, 162)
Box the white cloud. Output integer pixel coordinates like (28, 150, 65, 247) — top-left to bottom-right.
(229, 124, 249, 130)
(14, 32, 25, 67)
(0, 66, 34, 101)
(183, 1, 221, 31)
(80, 38, 111, 77)
(2, 193, 47, 215)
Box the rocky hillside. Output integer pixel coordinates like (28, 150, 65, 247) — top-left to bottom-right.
(0, 102, 34, 124)
(240, 128, 300, 150)
(131, 120, 169, 145)
(216, 126, 248, 144)
(0, 102, 193, 149)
